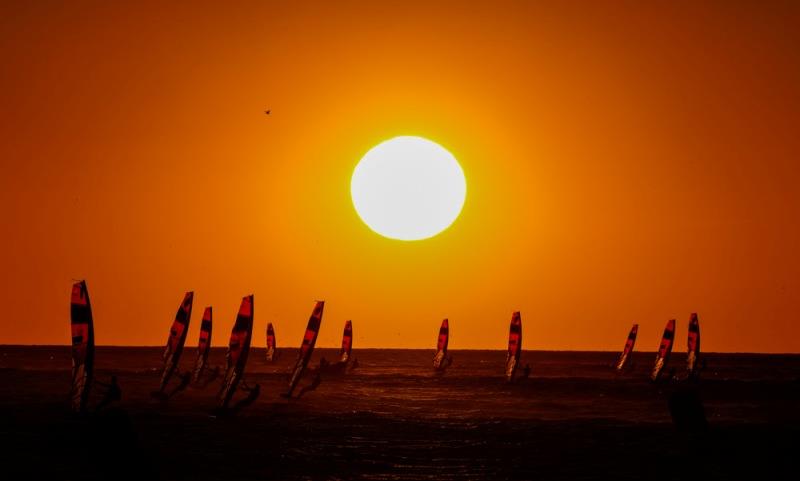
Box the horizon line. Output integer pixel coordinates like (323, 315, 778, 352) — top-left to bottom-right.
(2, 344, 798, 356)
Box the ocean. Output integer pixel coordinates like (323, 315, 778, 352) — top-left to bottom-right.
(1, 346, 798, 480)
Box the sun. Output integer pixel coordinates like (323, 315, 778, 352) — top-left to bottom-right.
(351, 136, 466, 241)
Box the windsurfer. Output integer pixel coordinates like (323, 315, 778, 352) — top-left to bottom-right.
(170, 371, 191, 396)
(95, 375, 122, 411)
(206, 366, 220, 383)
(232, 381, 260, 411)
(522, 364, 531, 379)
(297, 372, 322, 399)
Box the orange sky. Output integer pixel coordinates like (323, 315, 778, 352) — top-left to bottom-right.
(1, 1, 799, 352)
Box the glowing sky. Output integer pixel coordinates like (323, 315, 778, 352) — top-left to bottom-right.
(1, 1, 799, 352)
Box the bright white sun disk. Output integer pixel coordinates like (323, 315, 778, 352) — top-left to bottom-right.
(351, 136, 466, 241)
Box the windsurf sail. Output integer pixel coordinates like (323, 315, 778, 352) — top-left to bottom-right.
(218, 295, 254, 409)
(506, 312, 522, 381)
(433, 319, 449, 370)
(266, 322, 277, 362)
(339, 320, 353, 364)
(70, 280, 95, 413)
(286, 301, 324, 397)
(156, 291, 194, 393)
(687, 313, 701, 377)
(615, 324, 638, 372)
(651, 319, 676, 381)
(192, 307, 212, 383)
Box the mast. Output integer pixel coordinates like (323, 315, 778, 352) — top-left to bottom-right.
(70, 280, 94, 413)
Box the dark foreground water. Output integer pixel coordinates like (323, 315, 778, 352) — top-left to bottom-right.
(1, 346, 798, 480)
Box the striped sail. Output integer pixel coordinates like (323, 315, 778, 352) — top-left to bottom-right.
(219, 295, 254, 408)
(192, 307, 212, 382)
(266, 322, 277, 362)
(615, 324, 638, 372)
(505, 312, 522, 381)
(687, 313, 701, 377)
(287, 301, 324, 397)
(157, 291, 193, 393)
(651, 319, 676, 381)
(339, 320, 353, 364)
(70, 280, 95, 413)
(433, 319, 449, 369)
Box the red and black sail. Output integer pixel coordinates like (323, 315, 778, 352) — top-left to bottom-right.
(339, 320, 353, 364)
(651, 319, 676, 381)
(433, 319, 449, 369)
(192, 306, 212, 382)
(615, 324, 638, 372)
(219, 295, 254, 408)
(266, 322, 277, 362)
(687, 313, 701, 376)
(70, 280, 95, 413)
(287, 301, 324, 396)
(157, 291, 194, 393)
(505, 312, 522, 381)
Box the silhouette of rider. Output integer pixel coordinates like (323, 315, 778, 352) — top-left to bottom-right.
(95, 375, 122, 411)
(232, 380, 261, 411)
(297, 372, 322, 399)
(175, 371, 191, 392)
(522, 364, 531, 379)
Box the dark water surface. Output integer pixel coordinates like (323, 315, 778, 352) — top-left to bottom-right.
(1, 346, 798, 480)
